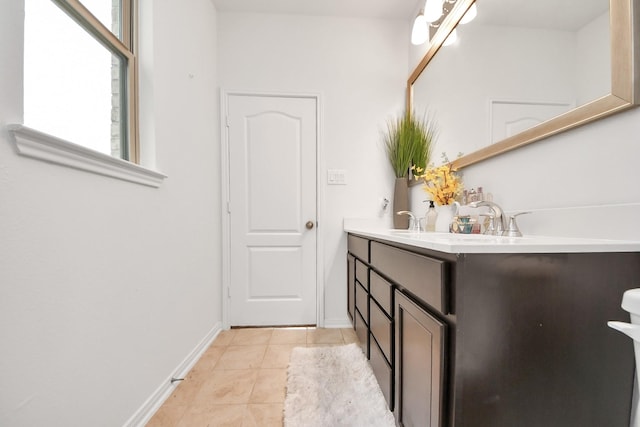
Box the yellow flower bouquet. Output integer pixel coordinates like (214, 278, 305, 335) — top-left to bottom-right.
(413, 161, 463, 206)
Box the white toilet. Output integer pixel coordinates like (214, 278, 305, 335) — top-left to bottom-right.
(608, 288, 640, 427)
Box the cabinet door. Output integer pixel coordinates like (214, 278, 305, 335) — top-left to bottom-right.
(395, 290, 446, 427)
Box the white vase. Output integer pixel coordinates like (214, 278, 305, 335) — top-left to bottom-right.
(435, 203, 458, 233)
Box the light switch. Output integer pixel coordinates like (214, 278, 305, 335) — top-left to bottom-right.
(327, 169, 347, 185)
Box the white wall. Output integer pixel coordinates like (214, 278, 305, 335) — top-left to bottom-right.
(0, 0, 221, 425)
(217, 12, 408, 326)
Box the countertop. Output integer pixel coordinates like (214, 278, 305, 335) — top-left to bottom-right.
(344, 218, 640, 254)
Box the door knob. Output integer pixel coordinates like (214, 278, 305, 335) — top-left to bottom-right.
(306, 221, 315, 230)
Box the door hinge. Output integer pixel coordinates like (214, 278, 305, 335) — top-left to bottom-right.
(226, 201, 231, 213)
(225, 115, 230, 128)
(227, 287, 231, 298)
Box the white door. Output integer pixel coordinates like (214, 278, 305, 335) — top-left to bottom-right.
(226, 94, 317, 326)
(490, 100, 574, 143)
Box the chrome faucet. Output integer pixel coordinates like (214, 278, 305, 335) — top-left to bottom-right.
(396, 211, 420, 232)
(469, 201, 506, 235)
(503, 211, 532, 237)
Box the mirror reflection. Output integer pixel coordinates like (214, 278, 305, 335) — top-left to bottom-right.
(411, 0, 612, 165)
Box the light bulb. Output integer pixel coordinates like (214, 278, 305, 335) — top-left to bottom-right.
(460, 4, 477, 24)
(443, 28, 457, 46)
(411, 13, 429, 45)
(424, 0, 445, 23)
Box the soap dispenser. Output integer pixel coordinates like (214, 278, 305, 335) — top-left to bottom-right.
(425, 200, 437, 232)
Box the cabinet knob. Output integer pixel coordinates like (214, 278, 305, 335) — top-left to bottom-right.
(306, 221, 315, 230)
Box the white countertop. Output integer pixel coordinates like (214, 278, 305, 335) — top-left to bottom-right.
(344, 219, 640, 254)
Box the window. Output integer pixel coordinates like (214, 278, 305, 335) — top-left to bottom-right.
(24, 0, 139, 162)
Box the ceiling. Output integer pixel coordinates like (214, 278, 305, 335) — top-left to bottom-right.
(212, 0, 610, 31)
(211, 0, 420, 21)
(476, 0, 609, 31)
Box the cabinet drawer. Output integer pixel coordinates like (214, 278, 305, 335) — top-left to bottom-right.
(371, 241, 448, 314)
(370, 336, 393, 411)
(355, 282, 368, 322)
(370, 299, 392, 362)
(354, 309, 368, 356)
(370, 270, 392, 315)
(348, 234, 369, 262)
(347, 254, 355, 321)
(355, 259, 369, 287)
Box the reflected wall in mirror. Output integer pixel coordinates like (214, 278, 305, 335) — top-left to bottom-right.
(409, 0, 639, 169)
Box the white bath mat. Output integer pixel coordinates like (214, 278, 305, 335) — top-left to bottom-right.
(284, 343, 396, 427)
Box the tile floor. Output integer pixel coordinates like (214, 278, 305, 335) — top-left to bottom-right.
(147, 327, 358, 427)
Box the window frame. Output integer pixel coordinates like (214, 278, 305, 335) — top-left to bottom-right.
(9, 0, 166, 187)
(51, 0, 140, 163)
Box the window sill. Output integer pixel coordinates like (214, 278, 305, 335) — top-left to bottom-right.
(7, 124, 166, 188)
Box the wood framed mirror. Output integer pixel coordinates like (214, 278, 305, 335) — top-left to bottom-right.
(407, 0, 639, 169)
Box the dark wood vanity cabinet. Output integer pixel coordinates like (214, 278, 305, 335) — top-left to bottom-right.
(347, 232, 640, 427)
(347, 254, 355, 321)
(354, 262, 369, 357)
(369, 270, 394, 409)
(348, 234, 394, 407)
(370, 240, 450, 426)
(349, 234, 370, 357)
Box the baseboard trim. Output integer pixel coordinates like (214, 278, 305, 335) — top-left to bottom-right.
(323, 317, 352, 329)
(123, 322, 223, 427)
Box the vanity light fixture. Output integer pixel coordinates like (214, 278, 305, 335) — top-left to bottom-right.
(424, 0, 445, 22)
(411, 10, 429, 45)
(413, 0, 476, 46)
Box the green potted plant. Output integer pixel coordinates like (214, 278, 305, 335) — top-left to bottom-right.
(383, 112, 437, 228)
